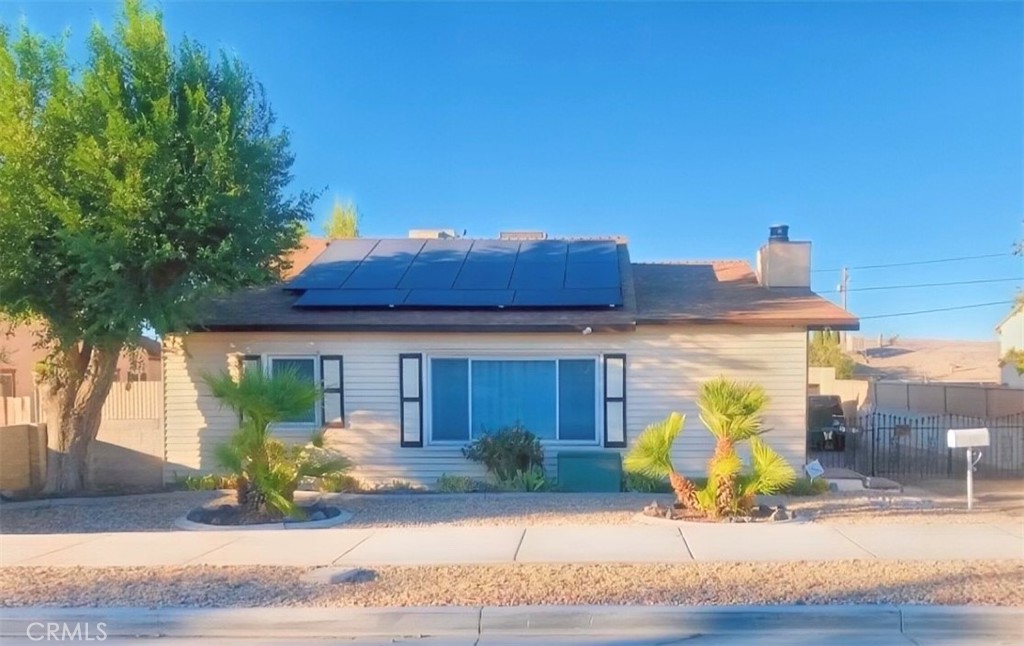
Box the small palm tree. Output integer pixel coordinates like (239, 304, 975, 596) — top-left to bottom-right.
(697, 377, 795, 516)
(626, 378, 796, 519)
(623, 412, 698, 509)
(204, 368, 352, 517)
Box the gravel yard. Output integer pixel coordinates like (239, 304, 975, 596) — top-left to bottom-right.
(1, 489, 1021, 533)
(2, 561, 1021, 607)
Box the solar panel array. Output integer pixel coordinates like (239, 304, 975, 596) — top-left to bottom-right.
(288, 239, 623, 309)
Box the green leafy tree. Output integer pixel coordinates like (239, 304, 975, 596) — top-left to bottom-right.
(0, 0, 314, 492)
(323, 199, 360, 238)
(809, 329, 856, 379)
(204, 368, 352, 517)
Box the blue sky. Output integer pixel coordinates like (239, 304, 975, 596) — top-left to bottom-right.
(4, 1, 1022, 340)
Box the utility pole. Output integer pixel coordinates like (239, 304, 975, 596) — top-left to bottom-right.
(839, 267, 849, 311)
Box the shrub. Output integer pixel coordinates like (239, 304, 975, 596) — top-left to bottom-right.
(623, 472, 671, 493)
(495, 465, 548, 492)
(177, 474, 237, 491)
(436, 473, 477, 493)
(318, 473, 363, 493)
(462, 424, 544, 482)
(204, 369, 353, 518)
(374, 479, 422, 492)
(782, 477, 830, 496)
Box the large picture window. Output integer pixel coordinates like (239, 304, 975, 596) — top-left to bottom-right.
(268, 356, 317, 424)
(429, 358, 598, 442)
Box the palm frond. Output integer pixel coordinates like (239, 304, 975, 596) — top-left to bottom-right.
(745, 435, 797, 495)
(697, 377, 768, 442)
(623, 412, 685, 478)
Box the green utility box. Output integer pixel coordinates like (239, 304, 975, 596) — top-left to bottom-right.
(556, 451, 623, 492)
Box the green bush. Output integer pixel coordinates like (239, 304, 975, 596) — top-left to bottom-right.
(318, 473, 363, 493)
(495, 465, 548, 492)
(435, 473, 477, 493)
(462, 424, 544, 482)
(176, 474, 237, 491)
(623, 472, 671, 493)
(373, 479, 423, 492)
(782, 477, 830, 496)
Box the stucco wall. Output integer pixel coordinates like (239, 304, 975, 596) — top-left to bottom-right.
(163, 326, 809, 486)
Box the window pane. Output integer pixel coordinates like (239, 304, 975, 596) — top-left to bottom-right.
(272, 358, 316, 424)
(431, 359, 469, 441)
(606, 400, 626, 445)
(472, 360, 556, 439)
(605, 356, 625, 399)
(559, 359, 597, 440)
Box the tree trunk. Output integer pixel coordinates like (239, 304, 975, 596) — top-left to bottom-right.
(42, 343, 120, 494)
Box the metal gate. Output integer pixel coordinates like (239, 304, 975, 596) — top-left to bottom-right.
(808, 412, 1024, 481)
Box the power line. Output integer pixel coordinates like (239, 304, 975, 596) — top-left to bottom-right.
(857, 301, 1013, 321)
(814, 252, 1011, 273)
(819, 276, 1021, 294)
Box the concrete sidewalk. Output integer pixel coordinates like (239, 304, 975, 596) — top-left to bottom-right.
(2, 521, 1021, 567)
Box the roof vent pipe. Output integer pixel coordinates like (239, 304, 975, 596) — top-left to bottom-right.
(769, 224, 790, 242)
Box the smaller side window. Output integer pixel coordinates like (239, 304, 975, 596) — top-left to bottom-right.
(268, 357, 317, 424)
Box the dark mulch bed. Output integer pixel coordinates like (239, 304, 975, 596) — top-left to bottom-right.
(186, 501, 342, 526)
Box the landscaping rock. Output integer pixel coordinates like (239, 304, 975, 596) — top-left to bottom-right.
(308, 511, 327, 522)
(299, 567, 372, 585)
(770, 508, 790, 521)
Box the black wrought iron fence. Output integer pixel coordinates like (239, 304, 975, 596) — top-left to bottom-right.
(808, 411, 1024, 481)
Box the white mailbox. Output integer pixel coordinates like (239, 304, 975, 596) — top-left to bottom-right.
(946, 428, 990, 449)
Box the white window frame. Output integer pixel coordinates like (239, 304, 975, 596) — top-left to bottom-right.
(265, 354, 320, 428)
(425, 355, 602, 446)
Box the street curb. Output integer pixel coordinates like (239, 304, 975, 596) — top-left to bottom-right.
(0, 607, 481, 638)
(2, 605, 1021, 638)
(480, 605, 901, 634)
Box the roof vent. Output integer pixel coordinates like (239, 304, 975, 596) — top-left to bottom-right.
(408, 229, 457, 239)
(769, 224, 790, 242)
(499, 230, 547, 241)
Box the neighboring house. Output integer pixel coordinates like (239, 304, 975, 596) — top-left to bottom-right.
(0, 324, 161, 398)
(996, 303, 1024, 388)
(163, 226, 857, 486)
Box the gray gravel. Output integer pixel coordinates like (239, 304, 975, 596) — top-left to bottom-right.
(2, 490, 1020, 534)
(2, 561, 1021, 607)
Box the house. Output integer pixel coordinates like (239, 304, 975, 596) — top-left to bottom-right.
(163, 226, 858, 486)
(996, 302, 1024, 388)
(0, 324, 161, 399)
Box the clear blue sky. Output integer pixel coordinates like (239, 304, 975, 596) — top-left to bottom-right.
(4, 1, 1022, 340)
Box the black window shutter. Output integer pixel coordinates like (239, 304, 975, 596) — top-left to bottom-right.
(320, 355, 345, 428)
(603, 354, 627, 448)
(399, 353, 423, 447)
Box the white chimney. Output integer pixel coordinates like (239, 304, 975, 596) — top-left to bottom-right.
(756, 224, 811, 288)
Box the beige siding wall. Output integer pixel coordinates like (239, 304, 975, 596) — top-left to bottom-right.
(163, 326, 808, 485)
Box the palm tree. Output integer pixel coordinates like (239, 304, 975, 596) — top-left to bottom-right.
(204, 368, 352, 517)
(697, 377, 794, 516)
(623, 412, 698, 509)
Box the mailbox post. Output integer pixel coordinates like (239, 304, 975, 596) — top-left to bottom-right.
(946, 428, 990, 511)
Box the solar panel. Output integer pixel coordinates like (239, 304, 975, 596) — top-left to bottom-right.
(453, 241, 519, 289)
(564, 261, 620, 289)
(518, 240, 568, 262)
(404, 289, 514, 307)
(289, 238, 624, 310)
(513, 288, 622, 307)
(342, 239, 424, 289)
(286, 239, 378, 289)
(509, 262, 565, 289)
(567, 240, 618, 262)
(294, 288, 409, 308)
